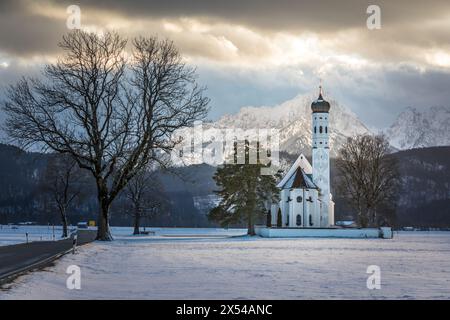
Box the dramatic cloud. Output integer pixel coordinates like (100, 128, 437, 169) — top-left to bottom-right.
(1, 0, 450, 130)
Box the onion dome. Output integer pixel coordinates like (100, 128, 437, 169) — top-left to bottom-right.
(311, 86, 330, 113)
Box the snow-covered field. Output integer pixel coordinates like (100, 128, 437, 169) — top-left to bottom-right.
(1, 230, 450, 299)
(0, 225, 245, 246)
(0, 225, 75, 246)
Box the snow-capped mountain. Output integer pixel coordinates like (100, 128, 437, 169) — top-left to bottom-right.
(386, 106, 450, 150)
(204, 94, 371, 158)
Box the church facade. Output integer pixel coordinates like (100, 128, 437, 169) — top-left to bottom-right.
(270, 87, 335, 228)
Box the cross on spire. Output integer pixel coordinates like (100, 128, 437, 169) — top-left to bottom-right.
(318, 79, 323, 99)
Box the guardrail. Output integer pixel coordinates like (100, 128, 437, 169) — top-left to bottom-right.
(0, 229, 97, 285)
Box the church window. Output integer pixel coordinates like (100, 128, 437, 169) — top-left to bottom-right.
(309, 215, 313, 226)
(319, 126, 323, 133)
(325, 127, 328, 133)
(296, 196, 302, 203)
(296, 214, 302, 226)
(286, 214, 290, 226)
(314, 126, 316, 133)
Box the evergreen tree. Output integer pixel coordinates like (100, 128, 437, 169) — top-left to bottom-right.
(208, 141, 279, 235)
(266, 209, 272, 227)
(277, 208, 282, 227)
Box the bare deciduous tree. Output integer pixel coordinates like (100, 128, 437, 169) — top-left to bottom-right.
(2, 31, 209, 240)
(336, 134, 399, 227)
(124, 169, 167, 235)
(41, 154, 82, 238)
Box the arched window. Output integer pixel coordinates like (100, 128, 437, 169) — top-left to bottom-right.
(296, 214, 302, 226)
(314, 126, 316, 134)
(319, 126, 323, 134)
(325, 127, 328, 134)
(286, 214, 290, 227)
(309, 215, 313, 226)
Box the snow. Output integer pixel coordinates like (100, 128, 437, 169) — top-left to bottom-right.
(173, 93, 371, 165)
(0, 226, 243, 246)
(0, 225, 73, 246)
(1, 229, 450, 299)
(386, 106, 450, 150)
(110, 226, 246, 239)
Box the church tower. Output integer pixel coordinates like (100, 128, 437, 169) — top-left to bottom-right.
(311, 86, 331, 227)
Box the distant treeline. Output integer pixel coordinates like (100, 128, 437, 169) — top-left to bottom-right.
(0, 143, 449, 228)
(0, 143, 212, 227)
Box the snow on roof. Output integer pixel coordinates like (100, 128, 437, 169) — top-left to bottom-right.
(279, 166, 318, 189)
(276, 153, 313, 188)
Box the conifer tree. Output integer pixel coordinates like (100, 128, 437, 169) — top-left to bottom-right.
(208, 141, 279, 235)
(277, 208, 282, 227)
(266, 209, 272, 227)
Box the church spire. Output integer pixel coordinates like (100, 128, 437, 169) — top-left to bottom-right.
(311, 82, 330, 113)
(318, 79, 323, 99)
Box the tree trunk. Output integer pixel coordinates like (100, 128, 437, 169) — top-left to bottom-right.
(372, 209, 378, 227)
(60, 207, 68, 238)
(133, 211, 141, 235)
(358, 209, 368, 228)
(247, 212, 255, 236)
(97, 193, 113, 241)
(368, 207, 373, 227)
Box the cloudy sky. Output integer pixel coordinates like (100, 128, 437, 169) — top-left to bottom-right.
(1, 0, 450, 131)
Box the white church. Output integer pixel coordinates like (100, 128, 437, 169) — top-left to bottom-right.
(257, 87, 392, 238)
(269, 87, 335, 229)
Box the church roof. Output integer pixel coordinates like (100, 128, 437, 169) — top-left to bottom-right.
(276, 153, 312, 189)
(279, 166, 318, 190)
(277, 153, 317, 190)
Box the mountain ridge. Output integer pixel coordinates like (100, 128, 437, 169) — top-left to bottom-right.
(385, 105, 450, 150)
(192, 94, 372, 160)
(207, 95, 450, 157)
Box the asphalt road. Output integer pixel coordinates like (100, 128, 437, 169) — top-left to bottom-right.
(0, 229, 96, 282)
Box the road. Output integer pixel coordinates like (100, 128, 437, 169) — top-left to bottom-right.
(0, 229, 96, 283)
